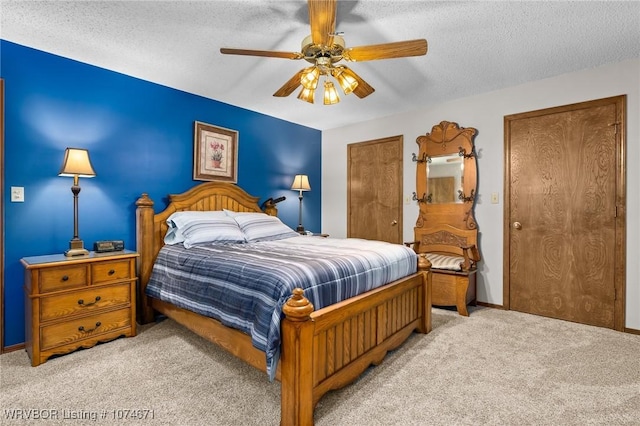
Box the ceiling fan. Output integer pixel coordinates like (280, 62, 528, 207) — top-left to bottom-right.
(220, 0, 428, 105)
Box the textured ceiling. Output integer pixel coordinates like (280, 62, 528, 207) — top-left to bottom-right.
(2, 1, 639, 130)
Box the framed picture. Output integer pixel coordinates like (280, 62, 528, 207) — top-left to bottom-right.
(193, 121, 238, 182)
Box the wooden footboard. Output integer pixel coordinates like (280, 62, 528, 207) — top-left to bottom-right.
(146, 269, 430, 426)
(281, 272, 431, 425)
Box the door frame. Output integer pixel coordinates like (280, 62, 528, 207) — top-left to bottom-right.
(503, 95, 626, 331)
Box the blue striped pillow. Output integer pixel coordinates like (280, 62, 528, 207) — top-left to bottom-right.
(164, 211, 246, 247)
(228, 212, 298, 242)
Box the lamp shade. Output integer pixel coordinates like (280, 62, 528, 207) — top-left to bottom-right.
(297, 86, 315, 104)
(291, 174, 311, 192)
(333, 67, 358, 95)
(301, 66, 320, 90)
(323, 81, 340, 105)
(59, 148, 96, 178)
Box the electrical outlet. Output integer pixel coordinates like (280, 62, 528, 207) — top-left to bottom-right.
(11, 186, 25, 202)
(491, 192, 499, 204)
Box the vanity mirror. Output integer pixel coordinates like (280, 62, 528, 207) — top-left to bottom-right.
(427, 152, 464, 204)
(414, 120, 478, 228)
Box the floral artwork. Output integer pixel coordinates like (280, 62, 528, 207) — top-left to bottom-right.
(193, 121, 238, 182)
(209, 141, 224, 169)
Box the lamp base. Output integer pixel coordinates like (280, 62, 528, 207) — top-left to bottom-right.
(65, 239, 89, 257)
(296, 225, 305, 233)
(65, 248, 90, 257)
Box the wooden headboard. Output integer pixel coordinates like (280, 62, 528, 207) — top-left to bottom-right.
(135, 182, 271, 322)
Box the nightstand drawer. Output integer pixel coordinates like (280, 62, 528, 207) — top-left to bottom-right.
(92, 259, 131, 284)
(40, 308, 131, 350)
(40, 283, 131, 322)
(40, 265, 87, 293)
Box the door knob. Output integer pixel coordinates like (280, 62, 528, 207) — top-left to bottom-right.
(391, 220, 398, 226)
(513, 221, 522, 230)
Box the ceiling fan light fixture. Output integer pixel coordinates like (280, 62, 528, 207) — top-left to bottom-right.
(333, 67, 358, 95)
(297, 86, 315, 104)
(221, 2, 427, 105)
(301, 66, 320, 89)
(323, 81, 340, 105)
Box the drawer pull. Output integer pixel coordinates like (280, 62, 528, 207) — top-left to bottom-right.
(108, 269, 116, 276)
(77, 296, 101, 307)
(61, 275, 69, 281)
(78, 322, 102, 333)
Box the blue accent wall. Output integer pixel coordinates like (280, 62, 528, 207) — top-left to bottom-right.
(1, 40, 322, 347)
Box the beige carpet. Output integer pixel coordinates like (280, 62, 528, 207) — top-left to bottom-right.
(2, 307, 639, 425)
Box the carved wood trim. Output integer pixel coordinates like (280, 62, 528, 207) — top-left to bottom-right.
(420, 231, 468, 247)
(416, 120, 477, 151)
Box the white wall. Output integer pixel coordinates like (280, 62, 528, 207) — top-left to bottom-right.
(322, 58, 640, 330)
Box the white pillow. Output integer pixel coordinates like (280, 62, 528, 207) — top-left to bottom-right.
(229, 212, 298, 242)
(165, 211, 228, 244)
(223, 209, 256, 217)
(164, 226, 186, 245)
(164, 211, 245, 247)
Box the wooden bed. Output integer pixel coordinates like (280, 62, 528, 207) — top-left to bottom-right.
(135, 182, 432, 425)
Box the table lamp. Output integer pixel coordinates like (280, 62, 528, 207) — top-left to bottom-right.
(290, 174, 311, 232)
(59, 148, 96, 256)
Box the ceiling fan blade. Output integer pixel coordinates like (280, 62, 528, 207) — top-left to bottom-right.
(220, 48, 303, 60)
(344, 39, 428, 62)
(340, 67, 375, 99)
(308, 0, 337, 47)
(273, 69, 306, 97)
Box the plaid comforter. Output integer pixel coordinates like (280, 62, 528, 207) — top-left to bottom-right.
(146, 236, 417, 380)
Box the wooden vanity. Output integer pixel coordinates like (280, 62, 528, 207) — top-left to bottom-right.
(406, 121, 481, 316)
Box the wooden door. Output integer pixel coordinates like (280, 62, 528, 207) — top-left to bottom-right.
(347, 136, 403, 243)
(504, 96, 626, 330)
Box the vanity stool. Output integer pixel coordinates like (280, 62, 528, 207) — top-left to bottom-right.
(406, 224, 480, 316)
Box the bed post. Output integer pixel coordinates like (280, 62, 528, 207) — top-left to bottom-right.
(281, 288, 315, 426)
(263, 200, 278, 216)
(417, 253, 433, 334)
(135, 193, 155, 324)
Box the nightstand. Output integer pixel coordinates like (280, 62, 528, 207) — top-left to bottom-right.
(21, 250, 138, 366)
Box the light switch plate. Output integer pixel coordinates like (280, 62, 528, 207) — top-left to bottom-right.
(11, 186, 25, 202)
(491, 192, 499, 204)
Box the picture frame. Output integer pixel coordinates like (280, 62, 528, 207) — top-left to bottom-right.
(193, 121, 238, 182)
